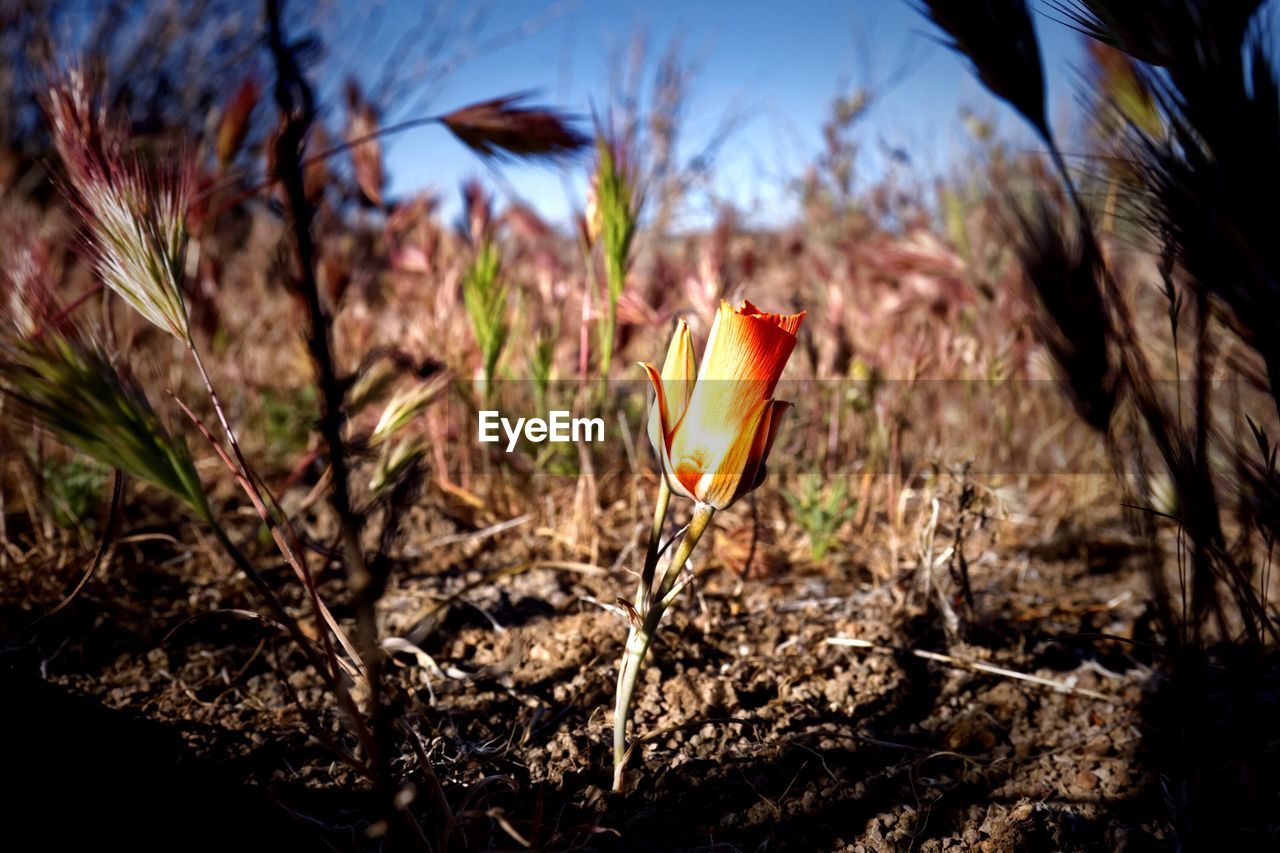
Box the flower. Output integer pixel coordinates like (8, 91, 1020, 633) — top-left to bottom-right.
(642, 300, 805, 509)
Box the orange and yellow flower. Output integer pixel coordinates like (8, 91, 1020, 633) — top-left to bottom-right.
(642, 300, 805, 509)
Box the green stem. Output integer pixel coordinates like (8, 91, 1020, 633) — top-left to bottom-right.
(598, 294, 618, 381)
(636, 477, 672, 612)
(657, 502, 715, 602)
(612, 502, 715, 793)
(612, 625, 651, 790)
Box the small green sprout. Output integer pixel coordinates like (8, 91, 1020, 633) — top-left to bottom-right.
(462, 240, 509, 397)
(785, 474, 855, 560)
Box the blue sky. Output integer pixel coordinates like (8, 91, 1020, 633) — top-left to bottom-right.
(338, 0, 1087, 228)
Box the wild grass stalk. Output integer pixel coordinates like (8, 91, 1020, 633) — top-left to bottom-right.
(263, 1, 407, 834)
(462, 240, 509, 402)
(530, 325, 556, 413)
(592, 131, 639, 380)
(920, 0, 1280, 842)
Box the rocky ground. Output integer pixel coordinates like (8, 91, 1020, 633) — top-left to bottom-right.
(1, 473, 1185, 851)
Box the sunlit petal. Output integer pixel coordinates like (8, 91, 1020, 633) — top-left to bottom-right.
(671, 396, 770, 508)
(641, 361, 696, 501)
(659, 318, 697, 424)
(642, 299, 803, 508)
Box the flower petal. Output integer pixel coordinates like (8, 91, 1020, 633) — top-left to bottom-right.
(659, 318, 696, 425)
(648, 300, 802, 508)
(673, 396, 770, 509)
(739, 299, 806, 336)
(744, 399, 791, 497)
(640, 361, 671, 455)
(697, 300, 802, 396)
(640, 361, 696, 501)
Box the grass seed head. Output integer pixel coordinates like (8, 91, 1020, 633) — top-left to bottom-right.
(462, 179, 494, 246)
(371, 376, 447, 446)
(462, 240, 509, 386)
(918, 0, 1049, 138)
(1064, 1, 1263, 70)
(2, 231, 64, 337)
(1014, 196, 1117, 432)
(45, 72, 192, 341)
(441, 94, 588, 162)
(594, 133, 640, 303)
(345, 79, 385, 208)
(371, 438, 423, 496)
(216, 76, 260, 172)
(0, 332, 208, 517)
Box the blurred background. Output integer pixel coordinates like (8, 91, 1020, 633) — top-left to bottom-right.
(3, 0, 1088, 227)
(2, 1, 1278, 850)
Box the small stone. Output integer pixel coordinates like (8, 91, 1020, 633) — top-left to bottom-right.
(1083, 735, 1111, 757)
